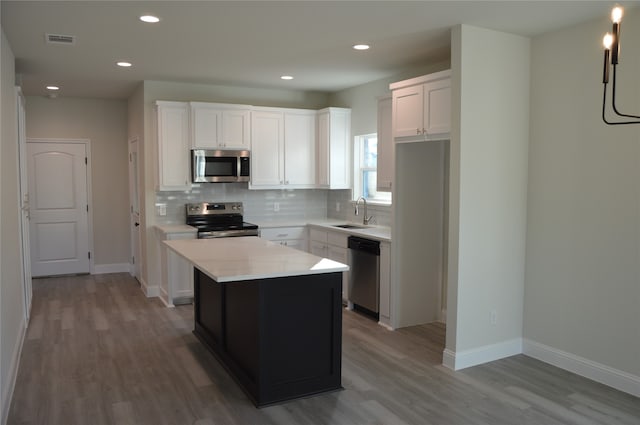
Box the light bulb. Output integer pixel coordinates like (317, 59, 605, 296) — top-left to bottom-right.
(612, 7, 623, 24)
(603, 33, 613, 49)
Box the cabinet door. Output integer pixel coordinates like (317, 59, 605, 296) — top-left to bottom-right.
(250, 111, 284, 187)
(377, 96, 393, 191)
(317, 108, 351, 189)
(157, 102, 190, 190)
(284, 111, 316, 187)
(316, 112, 330, 187)
(424, 78, 451, 138)
(191, 103, 221, 148)
(309, 240, 327, 257)
(221, 109, 250, 149)
(392, 85, 424, 139)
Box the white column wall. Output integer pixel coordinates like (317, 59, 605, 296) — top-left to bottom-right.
(446, 25, 530, 369)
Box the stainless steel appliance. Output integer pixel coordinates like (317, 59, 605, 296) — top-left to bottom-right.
(191, 149, 250, 183)
(186, 202, 258, 239)
(348, 236, 380, 318)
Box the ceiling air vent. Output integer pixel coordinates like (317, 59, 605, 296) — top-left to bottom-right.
(45, 33, 76, 45)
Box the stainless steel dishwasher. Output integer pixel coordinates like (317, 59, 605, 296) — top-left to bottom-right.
(348, 236, 380, 318)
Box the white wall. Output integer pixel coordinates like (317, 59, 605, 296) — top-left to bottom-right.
(1, 27, 26, 424)
(445, 25, 530, 369)
(525, 10, 640, 391)
(24, 96, 130, 270)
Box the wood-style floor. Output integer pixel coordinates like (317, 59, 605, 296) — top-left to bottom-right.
(8, 273, 640, 425)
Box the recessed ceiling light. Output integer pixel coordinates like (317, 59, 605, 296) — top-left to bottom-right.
(139, 15, 160, 23)
(280, 75, 294, 80)
(46, 85, 60, 90)
(353, 44, 370, 51)
(117, 61, 133, 67)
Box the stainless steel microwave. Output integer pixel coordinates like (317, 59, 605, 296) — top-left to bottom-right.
(191, 149, 250, 183)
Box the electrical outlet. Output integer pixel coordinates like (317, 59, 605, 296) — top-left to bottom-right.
(336, 202, 341, 212)
(156, 203, 167, 216)
(490, 309, 497, 325)
(273, 202, 280, 212)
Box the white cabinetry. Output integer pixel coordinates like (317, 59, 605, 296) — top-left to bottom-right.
(309, 228, 349, 301)
(156, 101, 190, 191)
(379, 241, 392, 328)
(390, 70, 451, 142)
(190, 102, 250, 149)
(156, 226, 197, 307)
(317, 108, 351, 189)
(377, 95, 393, 191)
(250, 109, 284, 187)
(260, 226, 307, 251)
(250, 108, 316, 189)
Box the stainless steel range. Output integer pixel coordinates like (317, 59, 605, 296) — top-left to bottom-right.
(186, 202, 259, 239)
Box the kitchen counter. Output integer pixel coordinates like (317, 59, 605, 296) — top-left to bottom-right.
(163, 236, 346, 407)
(163, 236, 348, 282)
(307, 222, 391, 242)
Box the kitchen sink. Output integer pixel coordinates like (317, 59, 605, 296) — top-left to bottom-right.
(332, 224, 369, 229)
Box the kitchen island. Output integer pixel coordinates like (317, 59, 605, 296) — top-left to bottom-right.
(163, 236, 348, 407)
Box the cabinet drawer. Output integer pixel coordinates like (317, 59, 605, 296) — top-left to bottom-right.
(327, 232, 348, 248)
(260, 226, 306, 241)
(309, 229, 328, 243)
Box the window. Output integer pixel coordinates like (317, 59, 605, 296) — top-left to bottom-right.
(353, 134, 391, 203)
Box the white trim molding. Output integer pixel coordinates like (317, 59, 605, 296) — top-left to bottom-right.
(442, 338, 523, 370)
(524, 339, 640, 398)
(1, 317, 27, 425)
(139, 277, 159, 298)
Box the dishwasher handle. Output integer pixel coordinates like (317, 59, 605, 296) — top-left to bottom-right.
(348, 236, 380, 255)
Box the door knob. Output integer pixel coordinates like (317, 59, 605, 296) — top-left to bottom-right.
(135, 222, 140, 227)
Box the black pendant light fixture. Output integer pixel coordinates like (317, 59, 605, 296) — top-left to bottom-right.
(602, 6, 640, 125)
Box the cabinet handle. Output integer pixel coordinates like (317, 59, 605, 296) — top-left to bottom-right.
(416, 128, 421, 135)
(285, 180, 289, 185)
(422, 128, 426, 134)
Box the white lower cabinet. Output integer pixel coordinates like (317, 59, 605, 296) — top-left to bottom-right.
(157, 226, 197, 306)
(260, 226, 307, 251)
(309, 228, 349, 301)
(379, 241, 392, 328)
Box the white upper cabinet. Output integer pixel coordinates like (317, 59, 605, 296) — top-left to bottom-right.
(156, 101, 191, 191)
(376, 95, 393, 192)
(317, 107, 351, 189)
(284, 110, 316, 187)
(250, 108, 317, 189)
(190, 102, 250, 149)
(250, 109, 284, 187)
(390, 69, 451, 142)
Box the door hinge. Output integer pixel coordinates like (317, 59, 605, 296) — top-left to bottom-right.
(85, 157, 87, 165)
(88, 252, 91, 259)
(132, 256, 135, 264)
(86, 204, 89, 212)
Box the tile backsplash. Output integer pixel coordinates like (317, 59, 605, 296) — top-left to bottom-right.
(155, 184, 330, 225)
(155, 185, 392, 228)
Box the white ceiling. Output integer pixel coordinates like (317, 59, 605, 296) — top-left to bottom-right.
(0, 1, 625, 100)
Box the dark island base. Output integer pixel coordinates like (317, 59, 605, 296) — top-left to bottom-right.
(193, 269, 343, 407)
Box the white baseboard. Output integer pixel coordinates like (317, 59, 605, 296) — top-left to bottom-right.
(139, 277, 159, 298)
(93, 263, 130, 274)
(523, 339, 640, 398)
(2, 316, 27, 425)
(442, 338, 523, 371)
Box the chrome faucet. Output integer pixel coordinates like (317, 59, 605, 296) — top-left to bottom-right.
(355, 197, 373, 225)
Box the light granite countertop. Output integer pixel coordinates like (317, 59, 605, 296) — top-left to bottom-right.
(163, 236, 348, 283)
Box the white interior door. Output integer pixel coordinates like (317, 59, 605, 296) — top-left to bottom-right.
(129, 138, 141, 281)
(27, 141, 90, 276)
